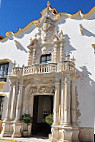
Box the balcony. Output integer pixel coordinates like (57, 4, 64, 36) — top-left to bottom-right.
(12, 61, 75, 76)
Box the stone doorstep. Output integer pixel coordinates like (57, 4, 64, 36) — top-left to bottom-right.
(0, 137, 50, 142)
(0, 138, 93, 142)
(0, 138, 18, 142)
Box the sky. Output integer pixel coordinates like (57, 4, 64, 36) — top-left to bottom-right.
(0, 0, 95, 37)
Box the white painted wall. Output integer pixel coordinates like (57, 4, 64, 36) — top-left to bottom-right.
(57, 16, 95, 128)
(0, 12, 95, 128)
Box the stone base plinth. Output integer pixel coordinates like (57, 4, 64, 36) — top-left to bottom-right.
(51, 125, 79, 142)
(1, 121, 13, 137)
(22, 123, 32, 137)
(72, 127, 79, 142)
(78, 127, 94, 142)
(12, 121, 22, 138)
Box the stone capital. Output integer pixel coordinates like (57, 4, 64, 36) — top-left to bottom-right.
(64, 76, 71, 83)
(9, 79, 15, 86)
(32, 47, 36, 51)
(9, 83, 13, 87)
(19, 84, 25, 88)
(55, 82, 60, 88)
(72, 79, 76, 86)
(60, 42, 64, 47)
(54, 43, 58, 48)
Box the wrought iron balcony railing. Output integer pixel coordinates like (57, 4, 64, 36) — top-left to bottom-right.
(12, 61, 75, 76)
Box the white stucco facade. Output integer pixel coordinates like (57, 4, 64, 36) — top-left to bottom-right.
(0, 2, 94, 141)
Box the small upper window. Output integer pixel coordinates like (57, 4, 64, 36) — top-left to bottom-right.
(40, 54, 51, 64)
(0, 63, 9, 82)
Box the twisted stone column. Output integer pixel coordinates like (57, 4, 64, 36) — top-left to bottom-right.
(15, 80, 24, 121)
(12, 80, 24, 138)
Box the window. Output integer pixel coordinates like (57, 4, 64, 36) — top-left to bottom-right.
(40, 54, 51, 64)
(0, 63, 9, 82)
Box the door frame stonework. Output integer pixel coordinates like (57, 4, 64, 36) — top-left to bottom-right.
(22, 83, 55, 135)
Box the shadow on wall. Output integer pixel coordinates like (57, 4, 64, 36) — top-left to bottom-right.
(79, 66, 95, 89)
(14, 40, 27, 53)
(77, 66, 95, 98)
(83, 28, 95, 37)
(17, 25, 36, 39)
(64, 34, 76, 54)
(76, 66, 95, 126)
(56, 17, 66, 25)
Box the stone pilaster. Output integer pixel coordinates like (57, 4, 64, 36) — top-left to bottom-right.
(22, 86, 26, 115)
(53, 81, 60, 125)
(1, 80, 14, 137)
(53, 44, 57, 63)
(71, 79, 77, 126)
(5, 83, 13, 121)
(64, 76, 71, 126)
(28, 50, 32, 66)
(60, 78, 65, 125)
(60, 42, 64, 62)
(30, 95, 34, 117)
(10, 85, 16, 120)
(28, 95, 34, 136)
(10, 80, 19, 120)
(32, 47, 36, 64)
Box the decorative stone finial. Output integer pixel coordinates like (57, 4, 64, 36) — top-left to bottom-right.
(30, 38, 32, 41)
(71, 56, 75, 63)
(14, 60, 16, 68)
(65, 53, 70, 61)
(80, 24, 84, 35)
(47, 1, 51, 7)
(35, 34, 37, 39)
(60, 30, 64, 40)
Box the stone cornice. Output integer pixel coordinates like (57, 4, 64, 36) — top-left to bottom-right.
(0, 59, 11, 63)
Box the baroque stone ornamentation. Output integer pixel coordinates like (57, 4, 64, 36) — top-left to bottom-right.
(29, 86, 55, 95)
(1, 2, 82, 142)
